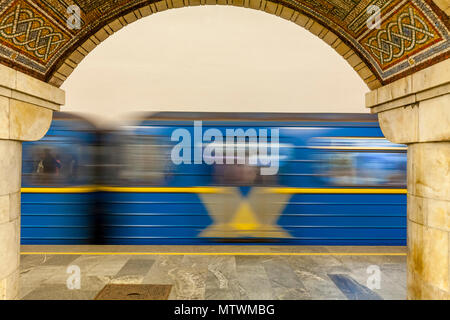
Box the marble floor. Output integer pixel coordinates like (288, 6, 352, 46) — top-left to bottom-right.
(19, 245, 407, 300)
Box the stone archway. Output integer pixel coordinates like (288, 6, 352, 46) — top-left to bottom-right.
(0, 0, 448, 299)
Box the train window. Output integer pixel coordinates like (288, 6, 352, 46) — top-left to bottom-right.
(96, 143, 122, 185)
(213, 164, 278, 186)
(24, 144, 82, 186)
(211, 142, 280, 186)
(310, 137, 407, 188)
(117, 134, 172, 185)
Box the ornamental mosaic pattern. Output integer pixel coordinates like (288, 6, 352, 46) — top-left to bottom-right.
(362, 2, 443, 70)
(0, 2, 69, 62)
(0, 0, 72, 73)
(0, 0, 447, 84)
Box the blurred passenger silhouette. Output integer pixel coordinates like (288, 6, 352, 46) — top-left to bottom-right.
(42, 148, 61, 174)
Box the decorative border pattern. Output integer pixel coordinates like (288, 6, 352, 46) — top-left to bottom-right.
(362, 3, 442, 71)
(0, 1, 69, 63)
(0, 0, 447, 85)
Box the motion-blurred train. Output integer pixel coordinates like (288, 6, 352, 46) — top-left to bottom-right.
(21, 112, 407, 245)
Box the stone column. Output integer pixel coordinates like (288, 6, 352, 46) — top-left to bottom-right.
(366, 59, 450, 300)
(0, 65, 64, 299)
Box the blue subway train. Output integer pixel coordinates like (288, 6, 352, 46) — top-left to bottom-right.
(21, 112, 99, 244)
(20, 112, 407, 245)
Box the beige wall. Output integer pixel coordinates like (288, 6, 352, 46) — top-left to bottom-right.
(61, 6, 368, 127)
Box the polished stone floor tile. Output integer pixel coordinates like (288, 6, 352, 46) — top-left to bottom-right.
(20, 254, 52, 270)
(235, 265, 273, 300)
(42, 254, 81, 266)
(328, 274, 383, 300)
(116, 259, 155, 277)
(18, 246, 407, 300)
(143, 255, 184, 285)
(23, 285, 98, 300)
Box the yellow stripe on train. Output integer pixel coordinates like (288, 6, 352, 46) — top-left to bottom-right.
(20, 186, 224, 193)
(97, 186, 225, 193)
(268, 188, 407, 194)
(21, 186, 98, 193)
(21, 186, 407, 194)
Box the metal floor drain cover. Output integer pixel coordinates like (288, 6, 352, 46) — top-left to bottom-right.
(95, 284, 172, 300)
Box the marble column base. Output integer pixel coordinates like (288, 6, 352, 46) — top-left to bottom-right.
(0, 140, 22, 300)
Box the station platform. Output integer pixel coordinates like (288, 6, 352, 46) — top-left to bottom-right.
(19, 245, 407, 300)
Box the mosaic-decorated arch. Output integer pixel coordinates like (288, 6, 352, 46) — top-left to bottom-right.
(0, 0, 448, 89)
